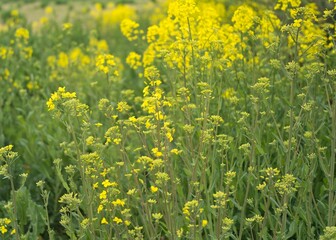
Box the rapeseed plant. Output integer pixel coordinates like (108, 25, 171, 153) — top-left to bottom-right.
(0, 0, 335, 239)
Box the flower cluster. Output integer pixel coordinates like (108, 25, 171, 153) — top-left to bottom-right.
(96, 54, 118, 76)
(0, 218, 14, 235)
(46, 87, 88, 118)
(120, 19, 143, 42)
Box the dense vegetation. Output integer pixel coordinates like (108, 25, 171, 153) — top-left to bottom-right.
(0, 0, 336, 239)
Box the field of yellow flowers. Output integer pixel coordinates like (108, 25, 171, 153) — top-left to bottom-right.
(1, 0, 336, 239)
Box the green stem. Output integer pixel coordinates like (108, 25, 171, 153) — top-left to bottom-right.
(281, 194, 288, 239)
(68, 119, 95, 239)
(43, 191, 55, 240)
(9, 174, 20, 240)
(286, 28, 299, 173)
(238, 178, 251, 240)
(286, 74, 295, 173)
(328, 98, 336, 226)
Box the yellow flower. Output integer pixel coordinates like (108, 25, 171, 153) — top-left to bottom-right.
(177, 228, 183, 237)
(0, 225, 7, 234)
(113, 217, 123, 224)
(15, 27, 29, 41)
(101, 217, 108, 224)
(231, 5, 256, 33)
(112, 199, 126, 207)
(11, 9, 19, 17)
(61, 92, 76, 99)
(182, 200, 199, 217)
(152, 213, 163, 221)
(46, 87, 77, 112)
(145, 119, 152, 129)
(62, 23, 73, 30)
(86, 136, 94, 146)
(89, 38, 109, 53)
(166, 132, 173, 142)
(45, 6, 53, 14)
(293, 19, 302, 28)
(275, 0, 301, 11)
(150, 186, 158, 193)
(117, 101, 131, 113)
(57, 52, 69, 68)
(0, 47, 13, 60)
(102, 179, 117, 188)
(99, 190, 107, 200)
(126, 52, 142, 70)
(96, 54, 118, 75)
(102, 180, 111, 187)
(148, 199, 157, 204)
(151, 148, 163, 157)
(97, 204, 104, 213)
(124, 220, 131, 226)
(127, 188, 136, 195)
(120, 19, 141, 41)
(257, 182, 267, 191)
(222, 88, 235, 99)
(146, 25, 160, 44)
(46, 99, 55, 111)
(202, 219, 208, 227)
(170, 148, 181, 155)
